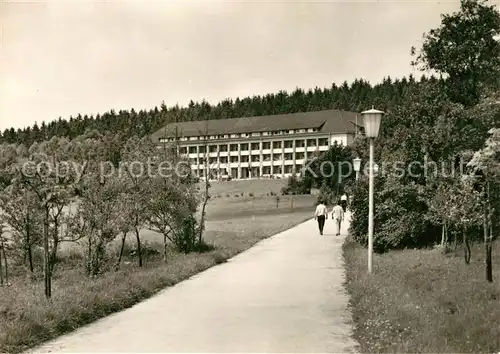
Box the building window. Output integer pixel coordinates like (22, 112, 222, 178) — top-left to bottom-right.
(272, 131, 280, 136)
(189, 158, 197, 165)
(272, 166, 282, 174)
(288, 130, 294, 134)
(307, 128, 314, 133)
(284, 153, 293, 160)
(189, 136, 198, 141)
(251, 155, 260, 162)
(295, 152, 305, 160)
(219, 145, 228, 152)
(188, 146, 197, 154)
(240, 143, 249, 151)
(220, 156, 228, 163)
(209, 157, 217, 164)
(180, 137, 187, 141)
(240, 133, 247, 138)
(209, 145, 218, 153)
(319, 138, 328, 146)
(263, 166, 271, 175)
(251, 142, 260, 150)
(285, 165, 293, 173)
(251, 132, 260, 137)
(298, 129, 305, 133)
(272, 141, 282, 149)
(179, 147, 188, 154)
(263, 154, 271, 161)
(263, 132, 269, 136)
(284, 140, 293, 148)
(295, 140, 305, 147)
(241, 155, 249, 162)
(199, 146, 206, 154)
(223, 135, 229, 139)
(307, 139, 317, 147)
(230, 144, 238, 151)
(262, 142, 271, 149)
(230, 156, 238, 163)
(230, 134, 238, 138)
(273, 153, 281, 161)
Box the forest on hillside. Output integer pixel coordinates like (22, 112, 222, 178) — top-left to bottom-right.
(1, 75, 430, 147)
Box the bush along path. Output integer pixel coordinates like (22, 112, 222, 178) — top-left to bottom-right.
(28, 215, 358, 353)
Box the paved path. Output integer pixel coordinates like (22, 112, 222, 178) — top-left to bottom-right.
(31, 213, 358, 353)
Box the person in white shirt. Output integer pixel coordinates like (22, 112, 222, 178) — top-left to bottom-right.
(340, 194, 348, 213)
(314, 199, 328, 235)
(331, 200, 345, 236)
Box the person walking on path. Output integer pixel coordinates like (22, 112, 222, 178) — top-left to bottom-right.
(314, 199, 328, 235)
(331, 200, 344, 236)
(340, 194, 348, 213)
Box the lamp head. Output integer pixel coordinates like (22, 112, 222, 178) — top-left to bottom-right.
(353, 157, 361, 172)
(361, 108, 384, 138)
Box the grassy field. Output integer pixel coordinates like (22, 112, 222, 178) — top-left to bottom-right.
(343, 239, 500, 353)
(205, 178, 288, 198)
(0, 192, 315, 353)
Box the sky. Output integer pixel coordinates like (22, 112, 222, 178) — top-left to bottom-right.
(0, 0, 484, 131)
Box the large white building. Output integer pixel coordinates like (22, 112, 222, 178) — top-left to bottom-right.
(150, 109, 363, 179)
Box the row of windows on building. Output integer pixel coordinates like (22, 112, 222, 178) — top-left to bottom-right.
(196, 164, 302, 176)
(187, 151, 310, 165)
(177, 138, 330, 155)
(160, 127, 321, 143)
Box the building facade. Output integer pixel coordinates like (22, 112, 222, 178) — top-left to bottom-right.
(150, 109, 363, 180)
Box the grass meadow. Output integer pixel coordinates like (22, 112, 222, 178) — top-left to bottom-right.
(343, 238, 500, 353)
(0, 181, 315, 353)
(205, 178, 288, 197)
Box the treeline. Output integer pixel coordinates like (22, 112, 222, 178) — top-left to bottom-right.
(0, 75, 432, 147)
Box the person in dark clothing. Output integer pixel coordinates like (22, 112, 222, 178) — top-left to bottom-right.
(340, 194, 348, 213)
(314, 199, 328, 235)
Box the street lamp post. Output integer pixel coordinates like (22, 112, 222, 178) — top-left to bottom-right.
(361, 108, 384, 274)
(353, 157, 361, 180)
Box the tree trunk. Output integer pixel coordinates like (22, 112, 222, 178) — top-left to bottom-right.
(0, 244, 3, 286)
(115, 232, 127, 270)
(2, 242, 8, 284)
(163, 234, 168, 263)
(198, 185, 209, 244)
(27, 245, 34, 274)
(26, 205, 35, 273)
(135, 227, 142, 267)
(198, 154, 210, 244)
(49, 219, 60, 275)
(441, 222, 446, 247)
(87, 235, 92, 273)
(463, 226, 471, 265)
(453, 227, 458, 251)
(485, 180, 493, 282)
(43, 207, 51, 298)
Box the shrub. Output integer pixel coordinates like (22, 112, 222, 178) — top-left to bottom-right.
(193, 240, 216, 253)
(249, 192, 254, 197)
(350, 177, 440, 252)
(171, 215, 198, 253)
(281, 175, 310, 195)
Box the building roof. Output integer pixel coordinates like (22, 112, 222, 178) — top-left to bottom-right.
(150, 109, 362, 142)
